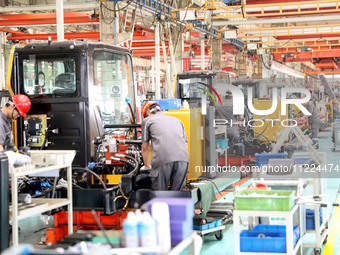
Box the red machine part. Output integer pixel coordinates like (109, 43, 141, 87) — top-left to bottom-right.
(45, 210, 129, 245)
(105, 144, 129, 165)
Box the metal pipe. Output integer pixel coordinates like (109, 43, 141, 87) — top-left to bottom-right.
(155, 22, 161, 99)
(56, 0, 64, 41)
(201, 38, 205, 70)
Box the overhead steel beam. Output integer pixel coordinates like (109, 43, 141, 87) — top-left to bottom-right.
(306, 70, 340, 74)
(7, 32, 100, 41)
(213, 14, 340, 26)
(272, 49, 340, 62)
(226, 24, 340, 39)
(0, 3, 98, 12)
(257, 38, 340, 49)
(0, 11, 99, 26)
(172, 1, 340, 21)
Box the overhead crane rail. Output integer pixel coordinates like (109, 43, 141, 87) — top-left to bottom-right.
(222, 23, 340, 39)
(171, 0, 340, 20)
(255, 39, 340, 50)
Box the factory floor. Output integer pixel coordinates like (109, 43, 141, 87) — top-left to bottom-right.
(15, 127, 340, 255)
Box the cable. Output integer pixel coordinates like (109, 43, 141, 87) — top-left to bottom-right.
(254, 122, 268, 139)
(119, 157, 139, 175)
(127, 101, 138, 139)
(262, 52, 271, 70)
(91, 210, 115, 249)
(72, 167, 107, 190)
(197, 177, 224, 199)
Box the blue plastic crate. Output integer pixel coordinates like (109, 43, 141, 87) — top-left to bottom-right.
(306, 209, 322, 230)
(194, 219, 222, 231)
(295, 158, 313, 165)
(240, 225, 299, 253)
(216, 139, 228, 150)
(255, 152, 288, 167)
(153, 99, 182, 110)
(215, 219, 222, 227)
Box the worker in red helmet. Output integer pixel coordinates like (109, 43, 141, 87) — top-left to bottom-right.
(141, 101, 189, 190)
(0, 94, 31, 151)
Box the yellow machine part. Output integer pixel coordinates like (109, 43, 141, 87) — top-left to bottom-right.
(164, 108, 203, 180)
(291, 104, 308, 131)
(94, 174, 122, 185)
(325, 102, 333, 121)
(253, 99, 289, 142)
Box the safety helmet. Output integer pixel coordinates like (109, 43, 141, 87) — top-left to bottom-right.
(263, 95, 270, 99)
(226, 90, 232, 96)
(332, 99, 337, 104)
(12, 94, 31, 117)
(141, 101, 161, 118)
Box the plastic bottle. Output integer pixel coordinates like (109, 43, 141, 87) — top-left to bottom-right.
(135, 209, 143, 246)
(151, 202, 171, 253)
(139, 212, 157, 248)
(123, 212, 139, 248)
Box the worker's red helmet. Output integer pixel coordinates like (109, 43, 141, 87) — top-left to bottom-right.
(226, 90, 232, 96)
(332, 99, 337, 104)
(141, 101, 161, 118)
(263, 95, 270, 99)
(12, 94, 31, 117)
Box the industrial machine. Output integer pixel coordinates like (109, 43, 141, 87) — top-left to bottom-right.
(8, 41, 148, 243)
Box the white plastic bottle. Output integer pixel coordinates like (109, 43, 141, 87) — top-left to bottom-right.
(151, 202, 171, 253)
(123, 212, 139, 248)
(139, 212, 157, 248)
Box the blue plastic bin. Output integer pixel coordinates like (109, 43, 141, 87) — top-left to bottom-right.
(255, 152, 288, 167)
(193, 219, 222, 231)
(216, 139, 228, 150)
(240, 225, 299, 253)
(153, 99, 182, 110)
(306, 209, 322, 230)
(295, 158, 313, 165)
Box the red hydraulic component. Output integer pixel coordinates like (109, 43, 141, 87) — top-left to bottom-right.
(218, 155, 254, 166)
(46, 210, 129, 244)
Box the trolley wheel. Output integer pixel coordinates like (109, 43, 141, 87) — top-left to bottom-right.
(314, 248, 321, 255)
(215, 230, 223, 240)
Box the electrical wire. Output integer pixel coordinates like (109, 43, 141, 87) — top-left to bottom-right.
(197, 176, 224, 199)
(72, 167, 107, 190)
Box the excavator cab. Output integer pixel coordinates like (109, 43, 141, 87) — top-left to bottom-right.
(12, 41, 136, 167)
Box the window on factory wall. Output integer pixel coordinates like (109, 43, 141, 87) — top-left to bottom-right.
(22, 55, 77, 95)
(92, 51, 134, 125)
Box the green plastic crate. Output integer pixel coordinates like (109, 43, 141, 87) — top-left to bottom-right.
(235, 190, 295, 211)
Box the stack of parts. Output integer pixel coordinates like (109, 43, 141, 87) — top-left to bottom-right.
(148, 198, 194, 245)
